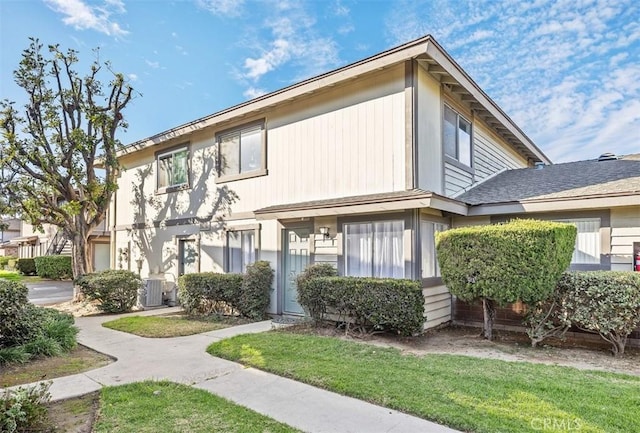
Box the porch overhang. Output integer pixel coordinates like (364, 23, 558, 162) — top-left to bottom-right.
(8, 235, 38, 245)
(254, 189, 468, 220)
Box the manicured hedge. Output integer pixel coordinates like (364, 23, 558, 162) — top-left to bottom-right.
(15, 258, 36, 276)
(526, 271, 640, 356)
(178, 261, 274, 319)
(178, 273, 244, 315)
(76, 270, 142, 313)
(302, 276, 425, 336)
(436, 219, 576, 339)
(34, 255, 72, 280)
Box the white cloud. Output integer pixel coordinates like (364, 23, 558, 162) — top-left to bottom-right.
(240, 4, 340, 84)
(145, 59, 160, 69)
(384, 0, 640, 162)
(197, 0, 244, 17)
(244, 87, 267, 99)
(244, 38, 291, 80)
(44, 0, 128, 37)
(128, 73, 138, 81)
(333, 0, 350, 17)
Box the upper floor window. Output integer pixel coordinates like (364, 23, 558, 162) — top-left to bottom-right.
(226, 229, 256, 273)
(444, 105, 472, 166)
(344, 220, 404, 278)
(217, 120, 266, 181)
(157, 145, 189, 191)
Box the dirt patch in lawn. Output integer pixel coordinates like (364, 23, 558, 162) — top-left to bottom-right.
(292, 323, 640, 377)
(47, 392, 99, 433)
(0, 345, 113, 387)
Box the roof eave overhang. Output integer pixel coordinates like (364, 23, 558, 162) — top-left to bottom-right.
(421, 40, 550, 165)
(255, 191, 468, 220)
(467, 193, 640, 216)
(118, 37, 434, 158)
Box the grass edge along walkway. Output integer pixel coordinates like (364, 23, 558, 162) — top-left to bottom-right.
(93, 380, 302, 433)
(207, 331, 640, 433)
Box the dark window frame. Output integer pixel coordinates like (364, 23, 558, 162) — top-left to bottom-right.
(216, 119, 268, 183)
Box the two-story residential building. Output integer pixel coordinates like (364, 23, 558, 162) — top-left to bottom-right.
(111, 35, 640, 329)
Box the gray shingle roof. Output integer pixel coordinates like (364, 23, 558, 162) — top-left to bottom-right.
(458, 154, 640, 205)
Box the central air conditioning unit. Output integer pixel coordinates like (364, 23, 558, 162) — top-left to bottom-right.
(139, 279, 164, 308)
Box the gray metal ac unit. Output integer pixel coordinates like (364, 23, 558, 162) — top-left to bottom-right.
(141, 279, 164, 307)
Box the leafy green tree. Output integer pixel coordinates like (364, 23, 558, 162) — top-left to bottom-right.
(0, 38, 133, 293)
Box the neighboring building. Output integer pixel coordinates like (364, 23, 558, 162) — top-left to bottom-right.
(10, 219, 111, 271)
(112, 34, 551, 328)
(0, 218, 20, 256)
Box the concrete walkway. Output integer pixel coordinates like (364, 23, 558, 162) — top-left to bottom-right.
(7, 308, 460, 433)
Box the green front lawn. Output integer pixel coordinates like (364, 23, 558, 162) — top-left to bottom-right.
(93, 381, 301, 433)
(102, 314, 248, 338)
(0, 270, 44, 283)
(207, 331, 640, 433)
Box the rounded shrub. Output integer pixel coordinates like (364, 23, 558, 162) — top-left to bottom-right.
(76, 269, 142, 313)
(15, 258, 36, 276)
(178, 273, 244, 315)
(239, 261, 274, 320)
(436, 219, 576, 339)
(296, 263, 338, 319)
(0, 280, 39, 348)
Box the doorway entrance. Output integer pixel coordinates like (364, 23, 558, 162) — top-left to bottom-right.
(283, 227, 311, 314)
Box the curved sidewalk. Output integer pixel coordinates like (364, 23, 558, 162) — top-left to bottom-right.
(8, 308, 460, 433)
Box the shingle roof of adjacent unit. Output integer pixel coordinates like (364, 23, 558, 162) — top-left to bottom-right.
(458, 153, 640, 206)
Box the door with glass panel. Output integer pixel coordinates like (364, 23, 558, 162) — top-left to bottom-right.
(283, 227, 311, 314)
(178, 239, 198, 276)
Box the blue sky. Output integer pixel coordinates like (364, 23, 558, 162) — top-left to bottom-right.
(1, 0, 638, 163)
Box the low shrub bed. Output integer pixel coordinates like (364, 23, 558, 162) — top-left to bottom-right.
(76, 270, 142, 314)
(34, 255, 72, 280)
(0, 280, 78, 365)
(0, 255, 16, 270)
(298, 267, 425, 336)
(526, 271, 640, 356)
(1, 381, 53, 433)
(178, 261, 273, 320)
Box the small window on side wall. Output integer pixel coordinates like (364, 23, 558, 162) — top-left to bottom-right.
(217, 120, 266, 181)
(226, 229, 256, 273)
(157, 145, 189, 192)
(443, 105, 472, 167)
(421, 220, 449, 279)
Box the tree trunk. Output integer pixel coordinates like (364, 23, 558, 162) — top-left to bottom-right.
(70, 228, 92, 300)
(482, 297, 496, 340)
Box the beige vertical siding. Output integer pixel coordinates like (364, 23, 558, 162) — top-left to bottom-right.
(416, 64, 443, 194)
(610, 206, 640, 271)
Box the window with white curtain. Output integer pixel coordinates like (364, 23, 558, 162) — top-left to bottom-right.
(227, 230, 256, 273)
(555, 218, 601, 264)
(421, 220, 449, 278)
(344, 220, 404, 278)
